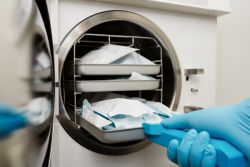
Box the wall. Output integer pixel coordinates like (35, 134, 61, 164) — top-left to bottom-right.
(217, 0, 250, 105)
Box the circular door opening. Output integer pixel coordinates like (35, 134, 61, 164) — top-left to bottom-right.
(58, 11, 181, 155)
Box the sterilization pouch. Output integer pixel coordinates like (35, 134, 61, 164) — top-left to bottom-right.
(81, 99, 113, 128)
(81, 98, 173, 130)
(129, 72, 156, 80)
(79, 44, 138, 64)
(112, 52, 155, 65)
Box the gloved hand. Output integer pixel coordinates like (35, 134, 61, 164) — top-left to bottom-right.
(162, 98, 250, 167)
(0, 103, 27, 138)
(166, 129, 216, 167)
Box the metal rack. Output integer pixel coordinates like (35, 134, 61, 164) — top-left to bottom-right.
(63, 33, 164, 125)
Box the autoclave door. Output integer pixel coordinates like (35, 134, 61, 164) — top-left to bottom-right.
(0, 0, 55, 167)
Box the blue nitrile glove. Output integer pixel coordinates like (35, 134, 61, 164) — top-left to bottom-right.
(166, 129, 216, 167)
(162, 98, 250, 167)
(0, 103, 27, 138)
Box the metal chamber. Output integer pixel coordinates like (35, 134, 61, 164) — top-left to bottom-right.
(58, 11, 181, 155)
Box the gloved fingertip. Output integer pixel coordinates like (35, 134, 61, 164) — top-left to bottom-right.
(201, 144, 216, 167)
(177, 129, 198, 167)
(161, 114, 189, 129)
(167, 139, 179, 163)
(189, 131, 210, 167)
(187, 129, 198, 137)
(204, 144, 216, 156)
(198, 131, 210, 142)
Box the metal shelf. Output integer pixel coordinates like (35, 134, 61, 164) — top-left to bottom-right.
(66, 80, 160, 92)
(65, 64, 160, 76)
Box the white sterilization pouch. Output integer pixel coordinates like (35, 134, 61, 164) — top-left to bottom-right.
(103, 112, 162, 130)
(80, 98, 173, 130)
(91, 98, 151, 118)
(144, 101, 173, 117)
(129, 72, 156, 80)
(79, 44, 138, 64)
(81, 99, 113, 128)
(112, 52, 155, 65)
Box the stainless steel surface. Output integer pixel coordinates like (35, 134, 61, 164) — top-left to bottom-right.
(0, 0, 54, 166)
(184, 68, 204, 76)
(74, 64, 161, 76)
(79, 32, 159, 40)
(184, 105, 204, 113)
(184, 68, 204, 81)
(76, 115, 146, 144)
(73, 80, 160, 92)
